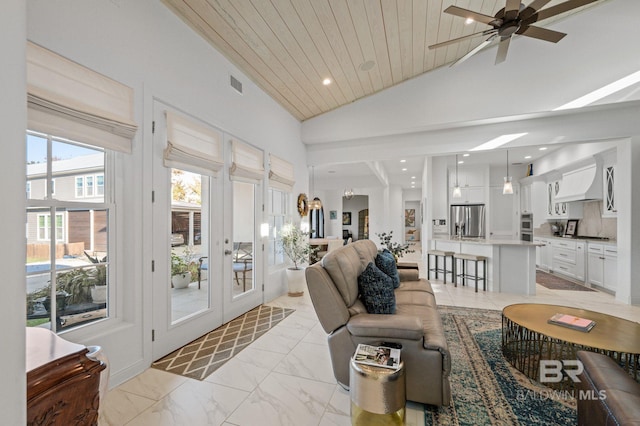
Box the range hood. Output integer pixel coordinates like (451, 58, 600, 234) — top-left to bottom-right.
(554, 163, 602, 203)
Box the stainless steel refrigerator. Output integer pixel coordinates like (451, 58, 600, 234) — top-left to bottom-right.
(450, 204, 486, 238)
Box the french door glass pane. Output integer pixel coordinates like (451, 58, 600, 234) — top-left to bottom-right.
(170, 168, 209, 322)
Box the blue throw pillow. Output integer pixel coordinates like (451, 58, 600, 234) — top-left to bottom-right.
(375, 249, 400, 288)
(358, 262, 396, 314)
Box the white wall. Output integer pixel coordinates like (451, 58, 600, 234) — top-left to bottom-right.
(27, 0, 305, 388)
(1, 1, 26, 423)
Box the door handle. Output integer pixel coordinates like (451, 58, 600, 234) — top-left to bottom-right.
(224, 249, 232, 255)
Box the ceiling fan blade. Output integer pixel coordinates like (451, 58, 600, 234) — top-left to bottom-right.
(443, 5, 498, 26)
(518, 25, 567, 43)
(429, 29, 497, 50)
(495, 36, 511, 64)
(450, 35, 498, 67)
(526, 0, 599, 24)
(504, 0, 522, 21)
(520, 0, 553, 20)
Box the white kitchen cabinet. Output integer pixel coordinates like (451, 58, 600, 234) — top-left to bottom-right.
(602, 163, 616, 217)
(534, 237, 551, 272)
(546, 180, 583, 219)
(551, 239, 578, 279)
(587, 243, 617, 292)
(520, 183, 531, 214)
(449, 166, 486, 204)
(575, 242, 585, 281)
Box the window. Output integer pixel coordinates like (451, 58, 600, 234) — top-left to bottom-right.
(267, 188, 290, 266)
(26, 131, 111, 332)
(36, 213, 64, 241)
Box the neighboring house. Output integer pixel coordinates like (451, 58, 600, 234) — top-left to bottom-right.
(26, 153, 106, 257)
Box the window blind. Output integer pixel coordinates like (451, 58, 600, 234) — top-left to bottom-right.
(230, 139, 264, 182)
(163, 111, 224, 176)
(268, 154, 295, 192)
(26, 42, 137, 153)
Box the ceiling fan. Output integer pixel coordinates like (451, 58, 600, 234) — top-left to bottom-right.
(429, 0, 600, 66)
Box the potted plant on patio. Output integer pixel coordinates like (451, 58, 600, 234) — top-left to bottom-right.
(279, 223, 315, 297)
(171, 246, 195, 289)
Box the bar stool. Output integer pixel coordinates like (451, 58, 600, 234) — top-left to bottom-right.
(426, 250, 455, 284)
(453, 253, 487, 292)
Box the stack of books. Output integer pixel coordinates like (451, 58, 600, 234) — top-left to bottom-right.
(548, 313, 596, 332)
(353, 344, 401, 370)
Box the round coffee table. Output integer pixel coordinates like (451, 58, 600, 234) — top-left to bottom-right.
(502, 303, 640, 391)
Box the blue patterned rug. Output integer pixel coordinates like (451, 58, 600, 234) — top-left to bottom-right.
(425, 306, 576, 425)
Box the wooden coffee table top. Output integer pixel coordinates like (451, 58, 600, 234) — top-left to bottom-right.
(503, 303, 640, 354)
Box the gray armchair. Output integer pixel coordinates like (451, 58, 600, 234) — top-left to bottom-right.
(305, 240, 451, 406)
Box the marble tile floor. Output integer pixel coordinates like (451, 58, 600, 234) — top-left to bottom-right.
(101, 248, 640, 425)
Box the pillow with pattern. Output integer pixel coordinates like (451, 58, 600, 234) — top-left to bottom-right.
(375, 249, 400, 288)
(358, 262, 396, 314)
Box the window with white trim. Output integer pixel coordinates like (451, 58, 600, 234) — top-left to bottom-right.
(26, 131, 112, 332)
(267, 188, 290, 266)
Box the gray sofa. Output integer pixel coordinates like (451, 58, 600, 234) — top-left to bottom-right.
(305, 239, 451, 406)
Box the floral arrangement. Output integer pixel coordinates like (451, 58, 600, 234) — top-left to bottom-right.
(376, 231, 414, 260)
(279, 223, 315, 270)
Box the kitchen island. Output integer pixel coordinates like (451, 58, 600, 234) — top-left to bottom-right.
(430, 237, 542, 295)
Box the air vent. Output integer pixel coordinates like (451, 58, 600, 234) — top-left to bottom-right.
(230, 75, 243, 94)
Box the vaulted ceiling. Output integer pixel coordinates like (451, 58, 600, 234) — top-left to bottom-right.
(162, 0, 601, 122)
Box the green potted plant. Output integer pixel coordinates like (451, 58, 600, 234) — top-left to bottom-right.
(171, 247, 195, 289)
(376, 231, 414, 261)
(279, 223, 315, 296)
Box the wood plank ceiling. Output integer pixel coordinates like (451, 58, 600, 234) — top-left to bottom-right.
(163, 0, 600, 121)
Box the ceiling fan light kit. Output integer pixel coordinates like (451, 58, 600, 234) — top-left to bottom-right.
(429, 0, 599, 66)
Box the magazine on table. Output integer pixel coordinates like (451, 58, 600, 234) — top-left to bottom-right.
(353, 344, 401, 370)
(548, 313, 596, 332)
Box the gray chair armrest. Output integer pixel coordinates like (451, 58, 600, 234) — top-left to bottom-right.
(346, 314, 423, 340)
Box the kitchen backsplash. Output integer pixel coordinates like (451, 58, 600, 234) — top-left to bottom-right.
(537, 201, 616, 239)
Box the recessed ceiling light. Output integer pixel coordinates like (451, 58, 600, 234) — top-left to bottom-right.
(322, 78, 331, 86)
(411, 176, 416, 179)
(463, 153, 470, 157)
(465, 17, 474, 25)
(470, 133, 528, 151)
(360, 60, 376, 71)
(524, 155, 532, 159)
(400, 159, 406, 163)
(402, 168, 407, 171)
(458, 160, 464, 164)
(539, 147, 548, 151)
(328, 170, 336, 173)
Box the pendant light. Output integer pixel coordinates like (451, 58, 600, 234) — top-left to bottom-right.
(452, 154, 462, 198)
(503, 150, 513, 195)
(308, 166, 322, 209)
(343, 188, 354, 200)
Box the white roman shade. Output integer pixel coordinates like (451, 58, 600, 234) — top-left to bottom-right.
(163, 111, 224, 176)
(26, 42, 137, 153)
(230, 139, 265, 182)
(268, 154, 295, 191)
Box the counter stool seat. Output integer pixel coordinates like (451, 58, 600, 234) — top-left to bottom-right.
(453, 253, 487, 292)
(427, 250, 455, 284)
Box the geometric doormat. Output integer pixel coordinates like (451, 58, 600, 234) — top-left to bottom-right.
(536, 270, 595, 291)
(425, 306, 576, 426)
(152, 305, 294, 380)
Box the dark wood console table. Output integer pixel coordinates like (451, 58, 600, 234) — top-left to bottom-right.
(27, 328, 105, 425)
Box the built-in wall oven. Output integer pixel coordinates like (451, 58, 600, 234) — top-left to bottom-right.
(521, 213, 533, 242)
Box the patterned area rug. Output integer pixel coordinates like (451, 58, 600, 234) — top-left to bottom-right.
(536, 270, 595, 291)
(425, 306, 576, 426)
(152, 305, 294, 380)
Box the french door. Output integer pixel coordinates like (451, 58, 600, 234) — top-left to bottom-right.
(151, 102, 223, 360)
